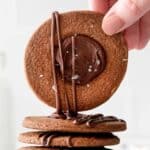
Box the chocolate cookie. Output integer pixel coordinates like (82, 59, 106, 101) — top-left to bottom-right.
(23, 114, 126, 133)
(25, 11, 128, 112)
(19, 147, 112, 150)
(19, 132, 119, 147)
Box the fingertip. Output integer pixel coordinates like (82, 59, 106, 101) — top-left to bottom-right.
(89, 0, 109, 14)
(102, 13, 125, 35)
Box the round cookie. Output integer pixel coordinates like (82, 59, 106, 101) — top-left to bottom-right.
(19, 132, 119, 147)
(23, 115, 126, 133)
(18, 147, 112, 150)
(25, 11, 128, 111)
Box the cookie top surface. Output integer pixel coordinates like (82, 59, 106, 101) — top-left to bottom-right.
(25, 11, 128, 112)
(23, 114, 126, 133)
(19, 132, 119, 147)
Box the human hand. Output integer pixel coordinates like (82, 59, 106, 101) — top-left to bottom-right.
(89, 0, 150, 50)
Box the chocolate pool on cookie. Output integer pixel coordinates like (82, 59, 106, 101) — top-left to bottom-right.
(25, 11, 128, 112)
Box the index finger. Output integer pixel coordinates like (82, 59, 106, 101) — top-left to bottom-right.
(89, 0, 109, 14)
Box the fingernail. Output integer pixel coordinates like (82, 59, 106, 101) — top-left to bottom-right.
(102, 13, 125, 35)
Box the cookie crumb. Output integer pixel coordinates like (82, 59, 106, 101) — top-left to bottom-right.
(111, 87, 117, 95)
(122, 58, 128, 62)
(72, 74, 80, 80)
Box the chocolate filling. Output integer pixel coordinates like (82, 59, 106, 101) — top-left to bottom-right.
(55, 35, 106, 85)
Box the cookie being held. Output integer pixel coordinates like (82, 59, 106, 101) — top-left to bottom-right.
(25, 11, 128, 112)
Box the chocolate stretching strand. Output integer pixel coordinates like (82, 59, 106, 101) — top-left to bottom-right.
(50, 12, 61, 114)
(54, 12, 71, 114)
(54, 12, 63, 75)
(72, 36, 77, 115)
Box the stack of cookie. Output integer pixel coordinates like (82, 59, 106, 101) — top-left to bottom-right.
(19, 114, 126, 150)
(18, 11, 128, 150)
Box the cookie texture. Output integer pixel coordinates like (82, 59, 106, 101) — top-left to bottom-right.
(25, 11, 128, 111)
(23, 116, 126, 133)
(19, 132, 119, 147)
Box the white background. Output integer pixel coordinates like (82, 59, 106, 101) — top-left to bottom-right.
(0, 0, 150, 149)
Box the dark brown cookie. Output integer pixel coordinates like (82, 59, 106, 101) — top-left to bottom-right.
(23, 114, 126, 133)
(25, 11, 128, 111)
(19, 132, 119, 147)
(18, 147, 112, 150)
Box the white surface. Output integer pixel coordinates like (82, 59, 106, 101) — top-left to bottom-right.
(0, 0, 150, 149)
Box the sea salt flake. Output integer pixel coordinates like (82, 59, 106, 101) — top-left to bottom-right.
(39, 74, 44, 78)
(88, 68, 92, 72)
(75, 54, 79, 57)
(72, 74, 80, 80)
(66, 51, 69, 54)
(96, 60, 101, 65)
(89, 65, 92, 69)
(94, 69, 98, 72)
(86, 84, 90, 88)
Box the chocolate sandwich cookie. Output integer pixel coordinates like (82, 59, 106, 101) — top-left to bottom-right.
(25, 11, 128, 113)
(19, 132, 119, 147)
(19, 147, 112, 150)
(19, 11, 127, 150)
(23, 114, 126, 133)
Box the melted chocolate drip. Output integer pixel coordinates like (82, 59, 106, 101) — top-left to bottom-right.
(50, 113, 124, 128)
(39, 132, 57, 146)
(39, 132, 73, 147)
(73, 114, 123, 127)
(71, 36, 77, 115)
(51, 12, 72, 116)
(51, 12, 62, 114)
(39, 132, 114, 148)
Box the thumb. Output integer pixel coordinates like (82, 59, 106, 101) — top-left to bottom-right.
(102, 0, 150, 35)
